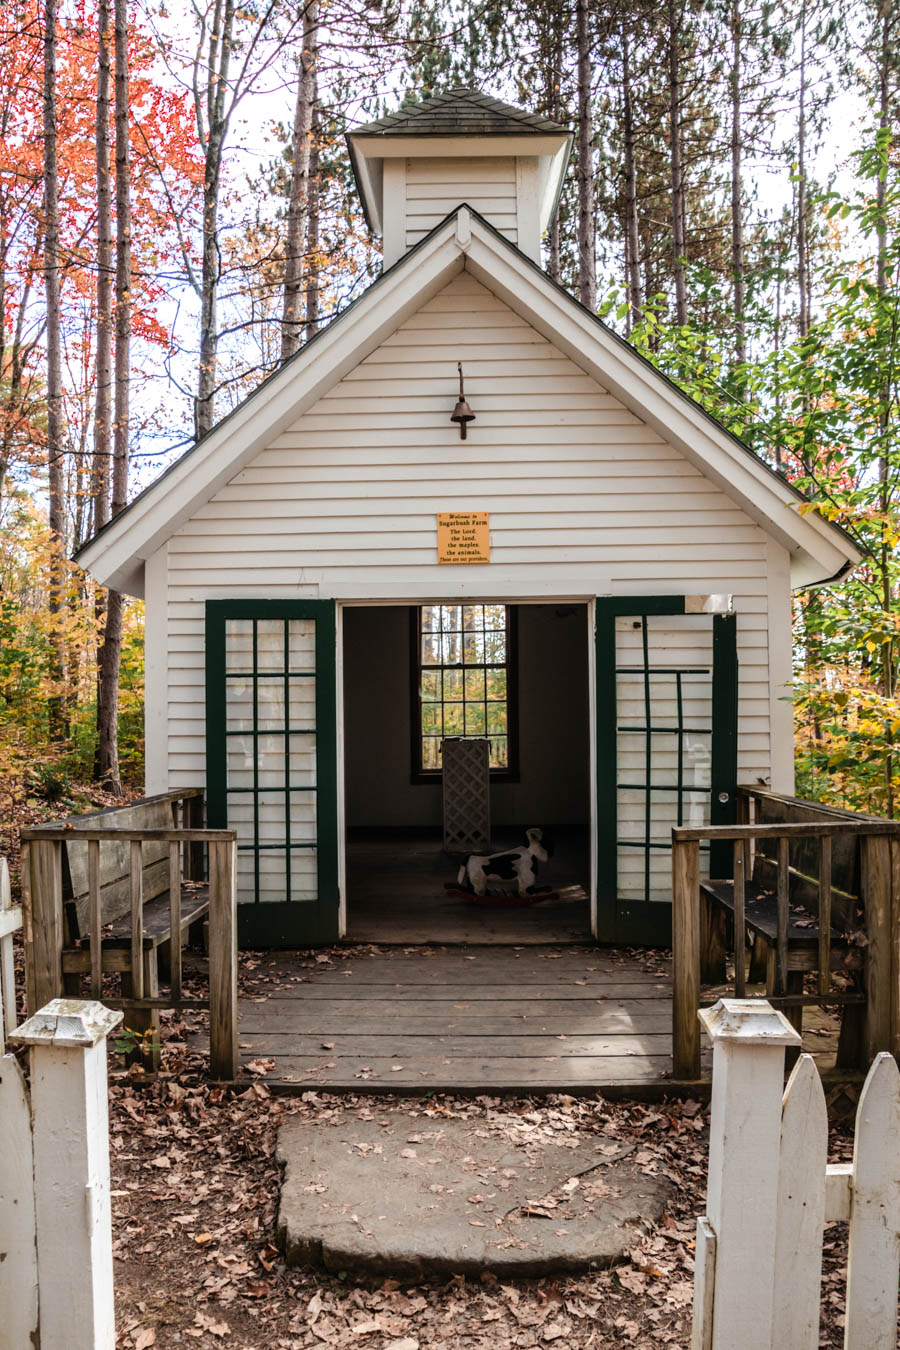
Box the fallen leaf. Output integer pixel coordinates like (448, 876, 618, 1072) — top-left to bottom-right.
(134, 1329, 157, 1349)
(193, 1311, 230, 1337)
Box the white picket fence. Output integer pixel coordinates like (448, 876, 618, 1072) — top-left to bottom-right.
(0, 858, 122, 1350)
(692, 998, 900, 1350)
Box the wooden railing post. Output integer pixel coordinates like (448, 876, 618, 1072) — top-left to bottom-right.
(0, 856, 21, 1044)
(860, 834, 893, 1062)
(209, 837, 238, 1080)
(24, 839, 64, 1015)
(186, 791, 206, 882)
(672, 835, 701, 1079)
(891, 836, 900, 1061)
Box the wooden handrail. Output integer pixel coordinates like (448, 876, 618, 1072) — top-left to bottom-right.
(21, 827, 235, 842)
(674, 821, 900, 841)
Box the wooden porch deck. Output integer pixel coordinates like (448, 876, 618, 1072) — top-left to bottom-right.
(235, 945, 705, 1093)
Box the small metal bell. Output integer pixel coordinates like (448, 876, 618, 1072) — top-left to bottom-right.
(450, 361, 475, 439)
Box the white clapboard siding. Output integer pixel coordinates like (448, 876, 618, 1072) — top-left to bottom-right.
(404, 156, 518, 246)
(163, 270, 779, 794)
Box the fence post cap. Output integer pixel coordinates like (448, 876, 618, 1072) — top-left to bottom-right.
(10, 999, 124, 1049)
(699, 997, 801, 1047)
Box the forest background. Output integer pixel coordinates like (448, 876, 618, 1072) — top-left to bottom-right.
(1, 0, 899, 815)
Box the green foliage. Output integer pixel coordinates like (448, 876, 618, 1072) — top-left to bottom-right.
(0, 500, 145, 792)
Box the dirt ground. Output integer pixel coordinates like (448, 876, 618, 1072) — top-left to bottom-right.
(108, 1007, 856, 1350)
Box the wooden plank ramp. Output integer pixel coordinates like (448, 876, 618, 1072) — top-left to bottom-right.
(234, 945, 708, 1094)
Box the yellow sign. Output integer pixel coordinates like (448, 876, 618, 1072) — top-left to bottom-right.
(436, 512, 490, 565)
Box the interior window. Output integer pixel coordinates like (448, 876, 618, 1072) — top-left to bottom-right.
(413, 603, 517, 778)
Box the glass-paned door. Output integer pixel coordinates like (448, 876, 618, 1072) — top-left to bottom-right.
(206, 600, 338, 946)
(595, 598, 737, 944)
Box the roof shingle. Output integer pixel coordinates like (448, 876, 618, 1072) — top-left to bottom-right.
(349, 87, 569, 138)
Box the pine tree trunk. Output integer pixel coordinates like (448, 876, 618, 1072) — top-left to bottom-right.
(92, 0, 113, 769)
(195, 0, 235, 439)
(622, 21, 642, 329)
(43, 0, 66, 730)
(875, 9, 893, 812)
(96, 0, 131, 794)
(575, 0, 596, 310)
(304, 88, 320, 341)
(544, 15, 563, 285)
(796, 3, 809, 338)
(280, 0, 318, 362)
(730, 0, 746, 364)
(667, 0, 688, 324)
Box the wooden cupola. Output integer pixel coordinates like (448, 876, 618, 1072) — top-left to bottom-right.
(346, 88, 572, 268)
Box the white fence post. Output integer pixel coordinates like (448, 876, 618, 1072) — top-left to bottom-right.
(692, 998, 801, 1350)
(771, 1055, 828, 1350)
(843, 1052, 900, 1350)
(11, 998, 123, 1350)
(0, 1052, 38, 1348)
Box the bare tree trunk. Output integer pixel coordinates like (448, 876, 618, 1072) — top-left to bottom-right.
(667, 0, 688, 324)
(43, 0, 66, 729)
(93, 0, 113, 539)
(195, 0, 236, 439)
(96, 0, 131, 794)
(875, 9, 894, 812)
(304, 87, 320, 341)
(93, 0, 113, 778)
(544, 14, 563, 285)
(796, 2, 809, 338)
(575, 0, 596, 310)
(730, 0, 746, 364)
(280, 0, 317, 362)
(622, 20, 642, 329)
(0, 234, 34, 507)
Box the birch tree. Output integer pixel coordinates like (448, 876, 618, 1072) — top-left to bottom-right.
(96, 0, 132, 793)
(280, 0, 318, 361)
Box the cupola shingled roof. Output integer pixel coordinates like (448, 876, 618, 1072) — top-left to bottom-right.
(348, 87, 569, 139)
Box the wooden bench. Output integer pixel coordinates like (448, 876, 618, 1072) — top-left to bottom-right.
(22, 789, 240, 1077)
(672, 788, 900, 1080)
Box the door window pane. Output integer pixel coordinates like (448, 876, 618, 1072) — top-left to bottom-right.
(224, 615, 319, 905)
(614, 615, 713, 905)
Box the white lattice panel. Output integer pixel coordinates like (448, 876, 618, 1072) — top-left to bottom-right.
(442, 737, 491, 854)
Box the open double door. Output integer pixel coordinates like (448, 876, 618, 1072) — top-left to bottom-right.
(205, 597, 737, 947)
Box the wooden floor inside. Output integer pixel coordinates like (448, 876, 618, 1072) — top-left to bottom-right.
(237, 945, 701, 1092)
(345, 829, 592, 944)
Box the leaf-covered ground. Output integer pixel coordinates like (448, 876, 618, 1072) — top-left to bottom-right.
(110, 1017, 856, 1349)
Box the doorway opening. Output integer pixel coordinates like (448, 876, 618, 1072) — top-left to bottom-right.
(342, 602, 593, 943)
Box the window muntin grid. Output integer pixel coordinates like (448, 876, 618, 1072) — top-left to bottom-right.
(223, 617, 318, 904)
(416, 603, 512, 773)
(615, 615, 713, 903)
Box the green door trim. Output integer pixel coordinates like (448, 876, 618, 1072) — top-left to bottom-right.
(205, 598, 339, 947)
(595, 597, 738, 946)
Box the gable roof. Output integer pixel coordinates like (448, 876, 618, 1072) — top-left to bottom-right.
(76, 205, 861, 596)
(350, 87, 569, 139)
